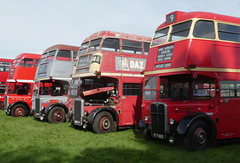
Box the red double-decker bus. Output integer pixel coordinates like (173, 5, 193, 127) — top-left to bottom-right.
(0, 58, 13, 109)
(69, 31, 151, 133)
(142, 11, 240, 150)
(4, 53, 41, 117)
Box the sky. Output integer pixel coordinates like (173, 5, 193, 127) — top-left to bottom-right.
(0, 0, 239, 59)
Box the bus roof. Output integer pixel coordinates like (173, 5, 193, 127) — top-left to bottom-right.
(43, 44, 80, 53)
(82, 31, 152, 43)
(14, 53, 41, 60)
(157, 11, 240, 30)
(0, 58, 13, 63)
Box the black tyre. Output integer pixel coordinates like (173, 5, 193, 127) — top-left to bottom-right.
(183, 120, 209, 151)
(143, 125, 152, 140)
(92, 111, 113, 134)
(11, 104, 29, 117)
(48, 107, 66, 124)
(0, 101, 3, 110)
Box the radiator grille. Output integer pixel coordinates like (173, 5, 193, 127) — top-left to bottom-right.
(35, 98, 40, 114)
(4, 95, 8, 111)
(74, 98, 84, 126)
(150, 102, 168, 139)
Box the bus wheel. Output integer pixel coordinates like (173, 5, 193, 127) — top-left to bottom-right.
(0, 101, 3, 110)
(183, 120, 209, 151)
(48, 107, 66, 124)
(11, 104, 29, 117)
(143, 125, 152, 140)
(92, 111, 113, 134)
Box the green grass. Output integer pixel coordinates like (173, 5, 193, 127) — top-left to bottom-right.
(1, 109, 240, 163)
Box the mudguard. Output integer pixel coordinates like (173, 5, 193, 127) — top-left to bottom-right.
(9, 101, 30, 112)
(177, 112, 216, 137)
(44, 103, 69, 115)
(87, 107, 119, 125)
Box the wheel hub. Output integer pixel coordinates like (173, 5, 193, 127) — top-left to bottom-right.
(195, 128, 206, 145)
(15, 108, 24, 117)
(54, 111, 63, 121)
(101, 118, 110, 130)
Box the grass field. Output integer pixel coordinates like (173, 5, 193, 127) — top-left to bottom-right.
(0, 110, 240, 163)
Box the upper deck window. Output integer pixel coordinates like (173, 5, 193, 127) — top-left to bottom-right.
(40, 53, 47, 64)
(0, 62, 11, 72)
(79, 42, 89, 55)
(152, 27, 169, 46)
(87, 38, 102, 53)
(35, 59, 40, 67)
(169, 20, 192, 42)
(73, 51, 78, 61)
(101, 38, 120, 52)
(77, 55, 92, 69)
(144, 42, 150, 55)
(0, 62, 11, 66)
(56, 50, 71, 61)
(13, 59, 16, 66)
(9, 68, 14, 77)
(122, 40, 142, 54)
(20, 58, 34, 67)
(193, 20, 215, 39)
(218, 23, 240, 42)
(0, 66, 8, 72)
(15, 59, 21, 67)
(47, 50, 56, 61)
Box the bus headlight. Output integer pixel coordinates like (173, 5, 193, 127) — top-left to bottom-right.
(170, 118, 175, 125)
(41, 106, 45, 111)
(144, 115, 149, 122)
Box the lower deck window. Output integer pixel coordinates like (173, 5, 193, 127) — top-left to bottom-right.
(159, 74, 216, 99)
(0, 86, 5, 95)
(143, 76, 158, 100)
(37, 80, 69, 96)
(123, 83, 142, 96)
(220, 81, 240, 98)
(8, 83, 31, 95)
(193, 82, 215, 98)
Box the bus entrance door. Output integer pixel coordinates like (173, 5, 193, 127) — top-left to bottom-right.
(218, 98, 240, 138)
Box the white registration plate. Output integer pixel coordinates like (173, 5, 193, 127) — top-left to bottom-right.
(152, 133, 164, 139)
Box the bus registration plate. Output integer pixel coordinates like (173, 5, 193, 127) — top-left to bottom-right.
(152, 133, 164, 139)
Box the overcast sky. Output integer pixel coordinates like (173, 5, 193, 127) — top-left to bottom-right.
(0, 0, 239, 59)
